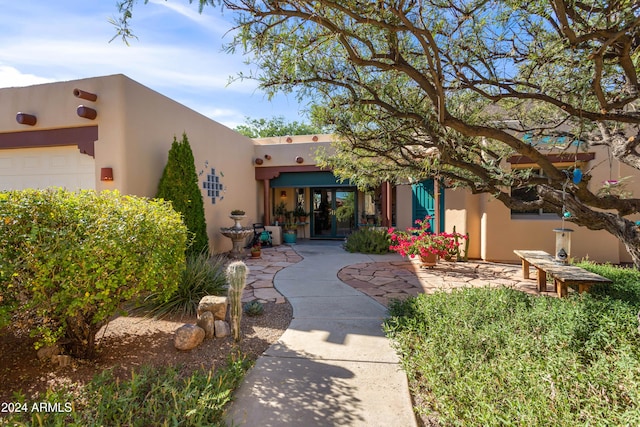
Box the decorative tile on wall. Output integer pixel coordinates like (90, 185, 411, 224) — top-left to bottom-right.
(200, 162, 225, 204)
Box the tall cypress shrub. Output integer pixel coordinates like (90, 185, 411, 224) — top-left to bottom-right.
(157, 132, 209, 255)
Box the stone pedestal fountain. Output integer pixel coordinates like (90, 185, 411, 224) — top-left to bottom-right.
(220, 214, 253, 259)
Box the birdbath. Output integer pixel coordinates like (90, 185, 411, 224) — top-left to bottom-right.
(220, 214, 253, 259)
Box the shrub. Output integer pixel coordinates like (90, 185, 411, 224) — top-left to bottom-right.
(344, 228, 391, 254)
(157, 132, 209, 256)
(0, 189, 187, 358)
(134, 252, 228, 318)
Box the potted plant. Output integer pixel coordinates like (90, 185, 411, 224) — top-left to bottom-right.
(293, 205, 308, 223)
(250, 243, 262, 258)
(282, 211, 297, 244)
(274, 202, 287, 225)
(387, 216, 466, 268)
(230, 209, 245, 216)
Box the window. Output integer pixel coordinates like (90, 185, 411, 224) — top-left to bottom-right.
(510, 167, 571, 218)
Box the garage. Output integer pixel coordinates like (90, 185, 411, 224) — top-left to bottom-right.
(0, 145, 95, 191)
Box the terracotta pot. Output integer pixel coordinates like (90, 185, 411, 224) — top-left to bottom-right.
(419, 253, 438, 268)
(251, 251, 261, 258)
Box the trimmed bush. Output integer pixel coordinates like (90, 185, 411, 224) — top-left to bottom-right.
(344, 228, 391, 254)
(134, 252, 228, 319)
(157, 132, 209, 256)
(0, 189, 187, 358)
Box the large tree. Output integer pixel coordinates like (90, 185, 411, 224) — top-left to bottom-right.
(235, 115, 326, 137)
(115, 0, 640, 265)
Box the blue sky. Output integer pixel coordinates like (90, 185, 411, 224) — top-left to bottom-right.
(0, 0, 307, 129)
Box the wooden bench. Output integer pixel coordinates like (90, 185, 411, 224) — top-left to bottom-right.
(513, 250, 612, 297)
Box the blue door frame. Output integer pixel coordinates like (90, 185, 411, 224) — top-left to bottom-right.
(412, 179, 444, 232)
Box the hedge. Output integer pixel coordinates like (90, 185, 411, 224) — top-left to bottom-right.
(0, 189, 187, 358)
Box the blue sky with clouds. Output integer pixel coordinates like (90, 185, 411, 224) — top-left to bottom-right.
(0, 0, 307, 129)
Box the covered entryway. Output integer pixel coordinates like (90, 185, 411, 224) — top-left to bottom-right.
(0, 146, 95, 191)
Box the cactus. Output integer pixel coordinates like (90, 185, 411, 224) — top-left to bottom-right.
(243, 300, 265, 317)
(463, 232, 470, 262)
(226, 261, 248, 342)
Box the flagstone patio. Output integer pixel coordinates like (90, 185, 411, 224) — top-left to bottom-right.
(242, 245, 557, 307)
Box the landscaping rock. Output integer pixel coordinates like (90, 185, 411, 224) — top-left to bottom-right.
(197, 296, 228, 321)
(214, 320, 230, 338)
(197, 311, 215, 339)
(53, 355, 72, 368)
(36, 344, 61, 362)
(174, 324, 205, 350)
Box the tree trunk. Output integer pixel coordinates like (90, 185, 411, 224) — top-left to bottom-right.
(64, 313, 103, 359)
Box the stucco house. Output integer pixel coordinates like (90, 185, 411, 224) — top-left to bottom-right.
(1, 74, 636, 264)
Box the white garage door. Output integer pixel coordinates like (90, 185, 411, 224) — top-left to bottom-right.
(0, 146, 96, 191)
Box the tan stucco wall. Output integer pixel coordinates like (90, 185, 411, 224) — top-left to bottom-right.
(0, 74, 258, 254)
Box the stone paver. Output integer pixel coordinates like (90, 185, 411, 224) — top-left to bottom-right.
(338, 256, 560, 306)
(240, 245, 301, 303)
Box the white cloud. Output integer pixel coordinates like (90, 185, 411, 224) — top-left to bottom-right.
(0, 65, 54, 87)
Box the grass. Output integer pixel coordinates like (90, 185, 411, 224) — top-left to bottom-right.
(5, 354, 249, 426)
(385, 263, 640, 426)
(133, 252, 228, 319)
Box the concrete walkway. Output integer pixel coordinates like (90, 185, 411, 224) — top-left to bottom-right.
(225, 241, 417, 427)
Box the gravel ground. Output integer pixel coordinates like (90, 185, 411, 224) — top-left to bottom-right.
(0, 301, 293, 403)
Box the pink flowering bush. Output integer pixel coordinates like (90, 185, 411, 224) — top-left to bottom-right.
(388, 216, 466, 259)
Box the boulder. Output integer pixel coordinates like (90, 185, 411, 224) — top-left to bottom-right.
(197, 311, 215, 339)
(214, 320, 231, 338)
(197, 296, 228, 321)
(37, 344, 61, 361)
(174, 324, 205, 351)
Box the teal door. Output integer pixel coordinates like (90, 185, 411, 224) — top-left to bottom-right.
(412, 180, 444, 232)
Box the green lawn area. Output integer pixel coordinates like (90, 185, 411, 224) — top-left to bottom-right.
(385, 262, 640, 426)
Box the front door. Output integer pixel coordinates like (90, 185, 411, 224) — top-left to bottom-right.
(311, 188, 356, 238)
(412, 179, 444, 232)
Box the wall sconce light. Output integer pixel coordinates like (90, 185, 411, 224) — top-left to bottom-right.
(100, 167, 114, 181)
(16, 112, 37, 126)
(254, 158, 264, 165)
(77, 105, 97, 120)
(280, 190, 287, 198)
(295, 156, 304, 164)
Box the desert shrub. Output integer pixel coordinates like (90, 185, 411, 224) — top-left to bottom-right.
(385, 285, 640, 426)
(6, 354, 249, 426)
(576, 260, 640, 304)
(134, 252, 228, 318)
(157, 132, 209, 256)
(344, 228, 391, 254)
(0, 189, 187, 358)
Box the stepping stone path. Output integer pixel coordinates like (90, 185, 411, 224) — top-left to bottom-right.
(242, 246, 303, 304)
(338, 258, 551, 307)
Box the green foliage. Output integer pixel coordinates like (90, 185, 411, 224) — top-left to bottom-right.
(6, 354, 250, 426)
(133, 252, 228, 319)
(0, 189, 187, 358)
(576, 260, 640, 304)
(234, 115, 325, 138)
(157, 132, 209, 256)
(385, 281, 640, 426)
(344, 228, 391, 254)
(243, 300, 265, 317)
(227, 261, 248, 342)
